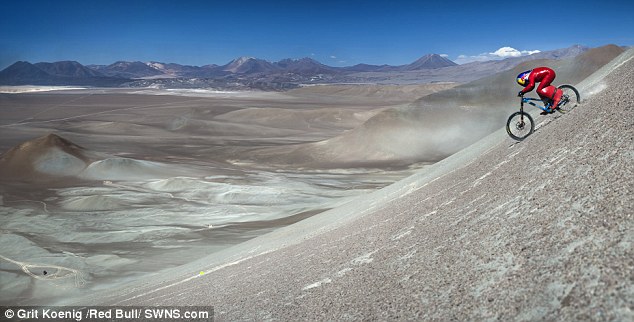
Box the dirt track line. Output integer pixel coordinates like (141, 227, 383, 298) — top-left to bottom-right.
(0, 254, 86, 287)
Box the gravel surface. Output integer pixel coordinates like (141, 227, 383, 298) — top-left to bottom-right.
(80, 50, 633, 321)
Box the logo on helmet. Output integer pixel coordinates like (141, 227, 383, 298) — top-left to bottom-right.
(516, 70, 531, 87)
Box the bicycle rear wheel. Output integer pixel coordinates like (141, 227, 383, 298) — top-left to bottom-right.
(506, 111, 535, 141)
(557, 84, 581, 113)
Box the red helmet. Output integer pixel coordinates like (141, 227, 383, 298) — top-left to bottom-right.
(517, 70, 531, 86)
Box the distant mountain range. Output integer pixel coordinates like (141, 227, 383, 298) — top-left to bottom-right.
(0, 61, 125, 86)
(0, 46, 592, 89)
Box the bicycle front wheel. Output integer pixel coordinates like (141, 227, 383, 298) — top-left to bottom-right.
(506, 111, 535, 141)
(557, 84, 581, 113)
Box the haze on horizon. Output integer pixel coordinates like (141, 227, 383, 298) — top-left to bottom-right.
(1, 0, 633, 70)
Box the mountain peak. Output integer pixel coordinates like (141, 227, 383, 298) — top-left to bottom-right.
(233, 56, 256, 63)
(403, 54, 457, 70)
(34, 61, 103, 78)
(97, 61, 164, 78)
(274, 57, 334, 75)
(223, 57, 277, 74)
(0, 133, 90, 180)
(0, 61, 54, 84)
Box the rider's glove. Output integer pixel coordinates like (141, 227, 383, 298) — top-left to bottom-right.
(517, 91, 524, 97)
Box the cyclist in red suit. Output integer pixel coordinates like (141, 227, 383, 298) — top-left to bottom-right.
(516, 67, 563, 112)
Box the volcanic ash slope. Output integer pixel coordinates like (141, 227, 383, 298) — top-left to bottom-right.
(82, 48, 634, 320)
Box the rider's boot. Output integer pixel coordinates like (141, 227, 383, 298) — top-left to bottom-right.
(552, 88, 563, 110)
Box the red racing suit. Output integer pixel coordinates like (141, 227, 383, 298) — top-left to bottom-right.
(519, 67, 562, 108)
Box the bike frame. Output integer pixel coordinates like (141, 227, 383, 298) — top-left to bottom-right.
(521, 97, 553, 113)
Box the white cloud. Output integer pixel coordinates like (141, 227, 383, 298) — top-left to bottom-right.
(440, 54, 449, 58)
(455, 46, 542, 64)
(330, 55, 337, 59)
(491, 46, 522, 58)
(522, 50, 541, 55)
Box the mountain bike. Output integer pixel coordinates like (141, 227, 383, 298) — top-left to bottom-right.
(506, 84, 581, 141)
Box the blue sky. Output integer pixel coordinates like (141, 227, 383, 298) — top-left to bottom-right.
(1, 0, 632, 69)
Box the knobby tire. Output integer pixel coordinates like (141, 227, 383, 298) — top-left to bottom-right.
(506, 111, 535, 141)
(556, 84, 581, 113)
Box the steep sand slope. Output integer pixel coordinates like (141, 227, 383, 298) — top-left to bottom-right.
(246, 45, 624, 168)
(76, 49, 633, 320)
